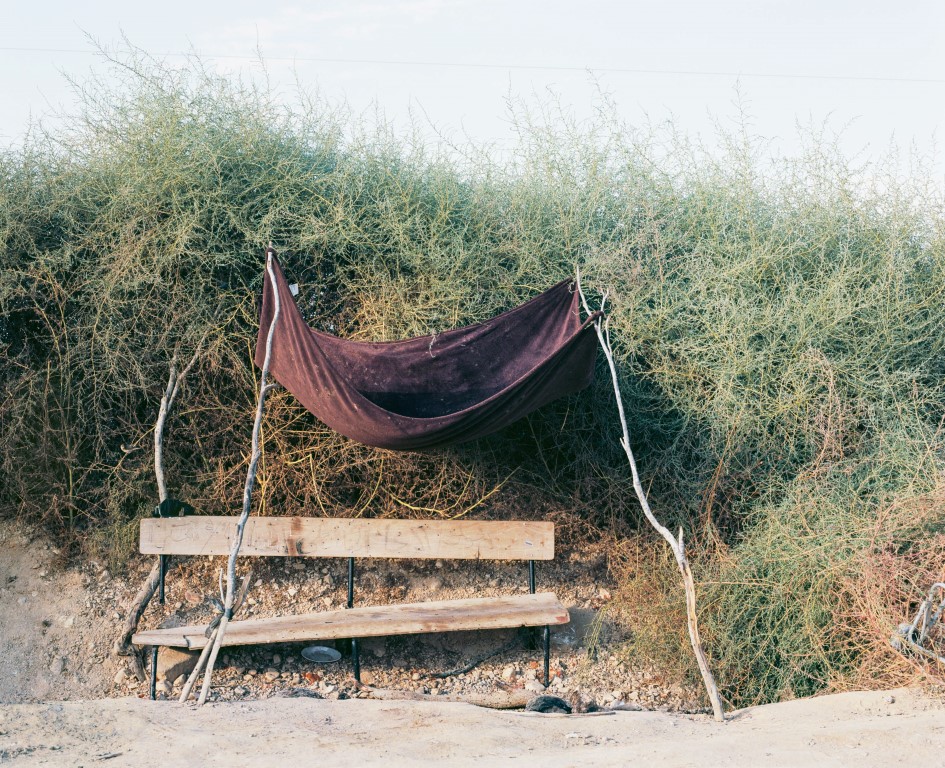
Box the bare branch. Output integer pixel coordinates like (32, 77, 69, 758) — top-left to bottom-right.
(577, 278, 726, 722)
(193, 248, 282, 706)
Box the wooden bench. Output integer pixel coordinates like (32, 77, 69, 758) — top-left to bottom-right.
(132, 516, 569, 698)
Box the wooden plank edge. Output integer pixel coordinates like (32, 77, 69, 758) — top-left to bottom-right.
(132, 594, 570, 649)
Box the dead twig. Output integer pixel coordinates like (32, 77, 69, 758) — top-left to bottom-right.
(194, 248, 281, 706)
(114, 339, 205, 671)
(576, 267, 726, 722)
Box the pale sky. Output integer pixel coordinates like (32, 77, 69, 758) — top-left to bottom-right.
(3, 0, 944, 181)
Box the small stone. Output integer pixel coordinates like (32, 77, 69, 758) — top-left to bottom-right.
(173, 675, 186, 687)
(287, 587, 298, 597)
(322, 683, 336, 693)
(155, 680, 172, 697)
(359, 671, 375, 686)
(112, 612, 121, 621)
(501, 665, 516, 682)
(434, 560, 443, 569)
(525, 679, 545, 693)
(411, 672, 421, 682)
(62, 615, 75, 628)
(263, 669, 280, 683)
(272, 654, 282, 665)
(49, 657, 65, 675)
(157, 648, 199, 682)
(17, 597, 27, 605)
(114, 668, 127, 686)
(248, 669, 258, 676)
(183, 589, 202, 604)
(254, 579, 263, 587)
(885, 695, 896, 704)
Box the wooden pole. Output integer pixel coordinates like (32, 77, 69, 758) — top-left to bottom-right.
(576, 270, 726, 722)
(191, 247, 281, 706)
(114, 343, 202, 673)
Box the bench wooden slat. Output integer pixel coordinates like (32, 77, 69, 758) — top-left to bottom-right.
(140, 517, 554, 560)
(132, 592, 568, 650)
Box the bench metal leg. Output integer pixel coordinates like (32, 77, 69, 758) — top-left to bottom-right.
(352, 638, 361, 684)
(543, 625, 550, 687)
(347, 557, 362, 684)
(158, 555, 167, 605)
(150, 646, 159, 700)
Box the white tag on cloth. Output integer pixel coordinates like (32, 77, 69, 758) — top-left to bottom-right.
(289, 283, 300, 297)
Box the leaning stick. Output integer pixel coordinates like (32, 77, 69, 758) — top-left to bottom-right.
(115, 341, 204, 671)
(194, 248, 282, 706)
(576, 270, 725, 722)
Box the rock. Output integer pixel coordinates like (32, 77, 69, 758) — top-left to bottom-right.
(155, 680, 172, 697)
(272, 654, 281, 665)
(184, 590, 202, 605)
(524, 679, 546, 693)
(263, 669, 280, 683)
(411, 672, 421, 681)
(287, 587, 298, 598)
(114, 668, 127, 686)
(157, 648, 199, 682)
(173, 675, 187, 687)
(525, 695, 572, 714)
(501, 665, 516, 682)
(49, 657, 65, 675)
(359, 671, 375, 686)
(62, 615, 75, 629)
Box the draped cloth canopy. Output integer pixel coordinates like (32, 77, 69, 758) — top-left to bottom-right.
(255, 256, 601, 451)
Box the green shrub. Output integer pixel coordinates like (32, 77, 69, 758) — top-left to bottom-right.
(1, 52, 943, 704)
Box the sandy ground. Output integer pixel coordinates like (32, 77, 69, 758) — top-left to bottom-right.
(1, 687, 944, 767)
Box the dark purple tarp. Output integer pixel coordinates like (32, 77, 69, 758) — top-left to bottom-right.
(255, 256, 600, 450)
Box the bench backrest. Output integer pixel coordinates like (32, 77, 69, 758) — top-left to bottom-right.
(140, 516, 554, 560)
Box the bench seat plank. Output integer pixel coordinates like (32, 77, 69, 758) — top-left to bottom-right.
(132, 592, 568, 650)
(140, 517, 554, 560)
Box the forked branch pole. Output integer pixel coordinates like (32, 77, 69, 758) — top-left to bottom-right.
(115, 342, 203, 666)
(189, 249, 281, 706)
(577, 271, 725, 722)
